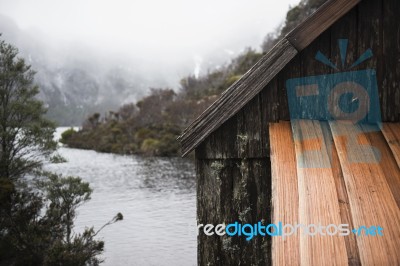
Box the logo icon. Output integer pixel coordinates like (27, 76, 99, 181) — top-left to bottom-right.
(286, 39, 382, 167)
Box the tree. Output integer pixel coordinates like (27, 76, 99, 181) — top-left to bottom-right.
(0, 36, 56, 182)
(0, 36, 58, 254)
(82, 113, 101, 130)
(0, 36, 122, 265)
(1, 172, 123, 265)
(135, 88, 176, 127)
(39, 173, 122, 266)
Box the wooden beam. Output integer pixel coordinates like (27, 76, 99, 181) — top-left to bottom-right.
(269, 121, 300, 266)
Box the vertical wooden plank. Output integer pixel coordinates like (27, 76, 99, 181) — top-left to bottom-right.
(361, 124, 400, 208)
(356, 0, 383, 124)
(195, 115, 238, 159)
(260, 77, 279, 123)
(320, 122, 361, 266)
(300, 26, 332, 77)
(235, 95, 267, 158)
(330, 6, 358, 70)
(269, 121, 300, 266)
(352, 0, 384, 126)
(292, 120, 348, 266)
(196, 95, 268, 159)
(329, 121, 400, 265)
(326, 7, 362, 121)
(277, 54, 302, 121)
(196, 157, 271, 266)
(382, 0, 400, 121)
(381, 123, 400, 168)
(260, 77, 280, 156)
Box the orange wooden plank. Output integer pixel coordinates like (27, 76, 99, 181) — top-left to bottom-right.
(362, 124, 400, 208)
(269, 121, 300, 266)
(320, 122, 361, 265)
(381, 123, 400, 168)
(292, 120, 348, 266)
(330, 121, 400, 265)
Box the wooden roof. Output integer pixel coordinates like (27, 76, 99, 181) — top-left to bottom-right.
(270, 121, 400, 265)
(178, 0, 361, 156)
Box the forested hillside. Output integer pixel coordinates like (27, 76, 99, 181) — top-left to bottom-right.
(61, 0, 327, 156)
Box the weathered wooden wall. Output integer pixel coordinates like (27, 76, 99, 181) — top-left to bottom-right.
(195, 0, 400, 265)
(196, 94, 272, 265)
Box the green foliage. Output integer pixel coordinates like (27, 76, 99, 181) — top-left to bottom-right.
(50, 153, 68, 164)
(40, 173, 93, 247)
(230, 48, 263, 75)
(60, 128, 77, 144)
(1, 173, 122, 265)
(157, 133, 181, 156)
(43, 227, 105, 266)
(0, 37, 122, 265)
(224, 75, 242, 88)
(0, 37, 57, 180)
(140, 138, 161, 155)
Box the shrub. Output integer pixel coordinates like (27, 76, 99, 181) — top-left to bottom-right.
(140, 138, 161, 155)
(60, 128, 77, 144)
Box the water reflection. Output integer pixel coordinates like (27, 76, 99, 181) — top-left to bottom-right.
(45, 134, 196, 266)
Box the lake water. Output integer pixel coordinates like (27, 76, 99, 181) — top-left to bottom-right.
(45, 128, 197, 266)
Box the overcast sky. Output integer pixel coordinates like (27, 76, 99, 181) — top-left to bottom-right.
(0, 0, 300, 84)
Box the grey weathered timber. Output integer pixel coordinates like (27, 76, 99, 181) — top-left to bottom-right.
(196, 94, 269, 159)
(382, 0, 400, 121)
(196, 158, 271, 265)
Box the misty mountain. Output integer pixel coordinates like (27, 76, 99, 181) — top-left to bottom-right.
(0, 14, 254, 126)
(0, 15, 180, 125)
(33, 63, 148, 126)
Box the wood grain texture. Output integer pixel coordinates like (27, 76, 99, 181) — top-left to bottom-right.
(362, 124, 400, 208)
(196, 158, 271, 265)
(179, 38, 298, 156)
(382, 0, 400, 121)
(292, 120, 348, 266)
(269, 122, 300, 266)
(381, 123, 400, 168)
(357, 0, 382, 120)
(270, 121, 400, 265)
(320, 122, 361, 265)
(286, 0, 361, 50)
(329, 121, 400, 265)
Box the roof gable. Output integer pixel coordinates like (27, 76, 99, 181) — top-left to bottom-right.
(178, 0, 361, 156)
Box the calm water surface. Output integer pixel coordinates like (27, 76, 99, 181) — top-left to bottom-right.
(45, 128, 197, 266)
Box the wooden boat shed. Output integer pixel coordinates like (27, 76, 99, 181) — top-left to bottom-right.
(178, 0, 400, 265)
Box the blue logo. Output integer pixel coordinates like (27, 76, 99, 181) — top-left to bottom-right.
(286, 39, 382, 167)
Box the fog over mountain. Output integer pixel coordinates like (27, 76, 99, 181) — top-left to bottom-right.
(0, 0, 299, 125)
(0, 14, 183, 125)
